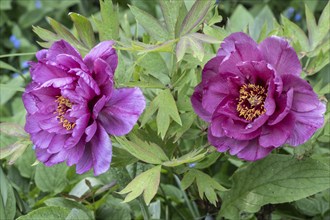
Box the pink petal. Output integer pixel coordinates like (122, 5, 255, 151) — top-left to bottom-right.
(259, 36, 302, 76)
(98, 88, 146, 136)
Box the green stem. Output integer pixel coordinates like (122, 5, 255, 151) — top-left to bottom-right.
(160, 185, 185, 220)
(138, 197, 150, 220)
(174, 175, 199, 219)
(0, 52, 36, 58)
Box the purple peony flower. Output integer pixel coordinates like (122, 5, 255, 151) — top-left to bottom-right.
(191, 32, 325, 161)
(23, 40, 146, 175)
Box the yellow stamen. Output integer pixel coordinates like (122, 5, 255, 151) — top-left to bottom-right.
(54, 96, 75, 130)
(236, 84, 267, 121)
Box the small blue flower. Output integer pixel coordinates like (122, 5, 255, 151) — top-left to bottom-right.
(9, 35, 21, 49)
(21, 61, 29, 69)
(35, 0, 42, 9)
(32, 145, 36, 150)
(294, 13, 302, 22)
(286, 7, 295, 18)
(11, 72, 20, 78)
(215, 0, 220, 4)
(188, 163, 196, 168)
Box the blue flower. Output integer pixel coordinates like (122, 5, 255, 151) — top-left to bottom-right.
(35, 0, 42, 9)
(21, 61, 29, 69)
(188, 163, 196, 168)
(286, 7, 295, 18)
(9, 35, 21, 49)
(294, 13, 302, 22)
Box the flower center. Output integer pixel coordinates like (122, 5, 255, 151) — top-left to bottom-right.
(54, 96, 76, 130)
(236, 84, 267, 121)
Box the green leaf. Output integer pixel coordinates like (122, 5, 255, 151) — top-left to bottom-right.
(65, 208, 91, 220)
(94, 0, 119, 41)
(219, 155, 330, 219)
(181, 169, 227, 205)
(96, 196, 131, 220)
(47, 17, 88, 54)
(0, 123, 27, 138)
(17, 207, 71, 220)
(0, 61, 20, 73)
(176, 37, 189, 62)
(306, 49, 330, 75)
(141, 89, 182, 139)
(119, 165, 161, 205)
(305, 4, 320, 50)
(281, 15, 309, 52)
(250, 5, 274, 40)
(179, 0, 212, 36)
(47, 17, 80, 45)
(318, 1, 330, 43)
(167, 111, 196, 142)
(228, 4, 253, 33)
(0, 167, 16, 220)
(69, 12, 95, 49)
(45, 197, 94, 220)
(160, 0, 183, 38)
(111, 146, 139, 167)
(156, 89, 182, 139)
(174, 0, 188, 37)
(195, 170, 227, 206)
(35, 163, 68, 193)
(0, 77, 24, 105)
(0, 140, 30, 165)
(162, 148, 207, 167)
(115, 135, 168, 164)
(16, 146, 36, 178)
(18, 9, 47, 28)
(32, 25, 61, 44)
(295, 192, 330, 217)
(129, 5, 169, 41)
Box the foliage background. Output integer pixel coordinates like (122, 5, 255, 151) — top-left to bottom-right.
(0, 0, 329, 219)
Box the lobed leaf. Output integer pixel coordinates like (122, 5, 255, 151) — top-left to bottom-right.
(129, 5, 169, 41)
(179, 0, 212, 36)
(115, 135, 168, 164)
(162, 148, 207, 167)
(94, 0, 119, 41)
(69, 12, 95, 49)
(119, 165, 162, 205)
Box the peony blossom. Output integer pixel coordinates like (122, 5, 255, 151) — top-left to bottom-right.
(23, 40, 145, 175)
(191, 32, 325, 161)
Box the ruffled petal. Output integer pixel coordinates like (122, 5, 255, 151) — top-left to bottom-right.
(268, 88, 293, 125)
(76, 145, 93, 174)
(202, 74, 232, 114)
(217, 32, 258, 57)
(191, 83, 212, 122)
(286, 102, 326, 146)
(236, 60, 274, 84)
(259, 36, 302, 76)
(208, 129, 249, 154)
(83, 41, 117, 72)
(218, 42, 262, 78)
(201, 56, 224, 83)
(46, 40, 81, 62)
(23, 85, 59, 114)
(237, 139, 273, 161)
(93, 58, 114, 87)
(30, 62, 70, 85)
(98, 88, 146, 136)
(66, 140, 85, 166)
(259, 113, 295, 148)
(90, 124, 112, 176)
